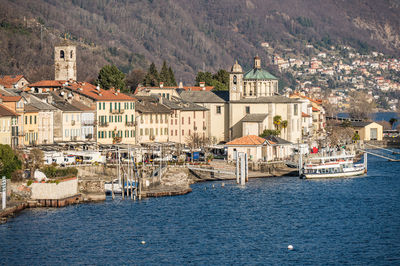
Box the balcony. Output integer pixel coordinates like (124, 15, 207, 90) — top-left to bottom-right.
(110, 109, 124, 114)
(82, 121, 94, 126)
(98, 122, 109, 127)
(126, 121, 135, 127)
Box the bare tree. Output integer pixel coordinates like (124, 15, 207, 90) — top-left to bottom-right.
(27, 149, 44, 179)
(348, 91, 375, 120)
(126, 69, 146, 93)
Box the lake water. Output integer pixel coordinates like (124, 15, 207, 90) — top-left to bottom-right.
(1, 154, 400, 265)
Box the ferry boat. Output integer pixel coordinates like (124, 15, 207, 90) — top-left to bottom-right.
(301, 154, 366, 179)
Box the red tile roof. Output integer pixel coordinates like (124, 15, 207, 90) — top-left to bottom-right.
(291, 93, 322, 104)
(0, 104, 19, 116)
(302, 112, 311, 117)
(0, 75, 25, 88)
(65, 82, 135, 101)
(226, 135, 266, 146)
(0, 95, 22, 102)
(28, 80, 65, 87)
(181, 86, 214, 91)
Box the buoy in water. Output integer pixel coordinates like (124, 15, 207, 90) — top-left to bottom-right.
(221, 183, 225, 187)
(141, 241, 146, 245)
(288, 245, 293, 250)
(212, 184, 215, 188)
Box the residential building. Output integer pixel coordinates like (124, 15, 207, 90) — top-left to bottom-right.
(0, 91, 24, 146)
(135, 96, 171, 143)
(23, 104, 39, 146)
(21, 93, 56, 145)
(0, 104, 19, 147)
(162, 96, 208, 144)
(0, 75, 29, 89)
(178, 90, 228, 144)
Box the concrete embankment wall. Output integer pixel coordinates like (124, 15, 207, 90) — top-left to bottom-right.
(31, 177, 78, 200)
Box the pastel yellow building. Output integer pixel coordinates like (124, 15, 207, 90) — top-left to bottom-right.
(0, 104, 19, 147)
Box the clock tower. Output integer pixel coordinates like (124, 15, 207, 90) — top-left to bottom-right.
(229, 60, 243, 101)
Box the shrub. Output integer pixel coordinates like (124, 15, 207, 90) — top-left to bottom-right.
(41, 166, 78, 178)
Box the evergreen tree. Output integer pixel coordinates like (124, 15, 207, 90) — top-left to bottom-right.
(168, 66, 177, 86)
(96, 65, 126, 91)
(159, 61, 169, 84)
(144, 62, 159, 86)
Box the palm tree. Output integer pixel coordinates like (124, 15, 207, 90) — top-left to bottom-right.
(281, 120, 288, 139)
(273, 115, 282, 130)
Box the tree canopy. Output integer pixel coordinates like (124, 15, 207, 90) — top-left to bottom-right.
(195, 69, 229, 91)
(0, 144, 22, 179)
(96, 65, 126, 92)
(144, 61, 177, 87)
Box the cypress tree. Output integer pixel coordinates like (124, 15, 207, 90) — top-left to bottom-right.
(168, 66, 177, 86)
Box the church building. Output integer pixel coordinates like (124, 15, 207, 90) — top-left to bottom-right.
(229, 56, 302, 143)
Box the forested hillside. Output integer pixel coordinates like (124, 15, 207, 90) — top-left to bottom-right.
(1, 0, 399, 84)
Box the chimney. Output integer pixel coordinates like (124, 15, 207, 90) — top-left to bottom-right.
(96, 85, 100, 91)
(159, 96, 163, 104)
(159, 82, 164, 88)
(199, 82, 205, 88)
(178, 81, 183, 89)
(117, 89, 120, 93)
(47, 95, 53, 104)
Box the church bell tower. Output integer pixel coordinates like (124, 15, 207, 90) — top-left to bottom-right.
(54, 41, 77, 81)
(229, 60, 243, 101)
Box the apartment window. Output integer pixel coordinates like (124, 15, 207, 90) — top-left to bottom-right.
(125, 115, 128, 122)
(164, 128, 167, 135)
(140, 129, 143, 136)
(171, 130, 173, 136)
(294, 104, 298, 116)
(182, 130, 184, 136)
(25, 116, 27, 124)
(189, 129, 191, 135)
(114, 103, 117, 110)
(145, 128, 149, 135)
(171, 119, 173, 125)
(216, 106, 221, 114)
(175, 130, 177, 136)
(66, 129, 69, 137)
(110, 102, 112, 111)
(182, 117, 184, 125)
(98, 102, 101, 110)
(103, 102, 105, 110)
(188, 117, 191, 124)
(175, 119, 177, 125)
(30, 116, 32, 124)
(203, 111, 205, 118)
(245, 106, 250, 114)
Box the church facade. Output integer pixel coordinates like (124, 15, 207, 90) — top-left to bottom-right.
(228, 56, 302, 143)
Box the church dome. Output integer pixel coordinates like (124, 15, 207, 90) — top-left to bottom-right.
(231, 60, 243, 73)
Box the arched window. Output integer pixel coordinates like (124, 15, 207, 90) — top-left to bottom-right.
(60, 50, 65, 59)
(70, 50, 73, 58)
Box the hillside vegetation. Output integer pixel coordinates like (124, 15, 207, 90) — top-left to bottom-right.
(0, 0, 399, 84)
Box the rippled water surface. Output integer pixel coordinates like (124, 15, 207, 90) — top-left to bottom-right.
(1, 155, 400, 265)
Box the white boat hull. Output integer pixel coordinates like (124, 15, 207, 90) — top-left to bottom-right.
(303, 168, 366, 179)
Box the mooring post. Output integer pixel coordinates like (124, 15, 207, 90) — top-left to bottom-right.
(235, 150, 239, 184)
(298, 153, 303, 178)
(364, 152, 368, 173)
(240, 153, 246, 185)
(2, 176, 6, 210)
(245, 153, 248, 182)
